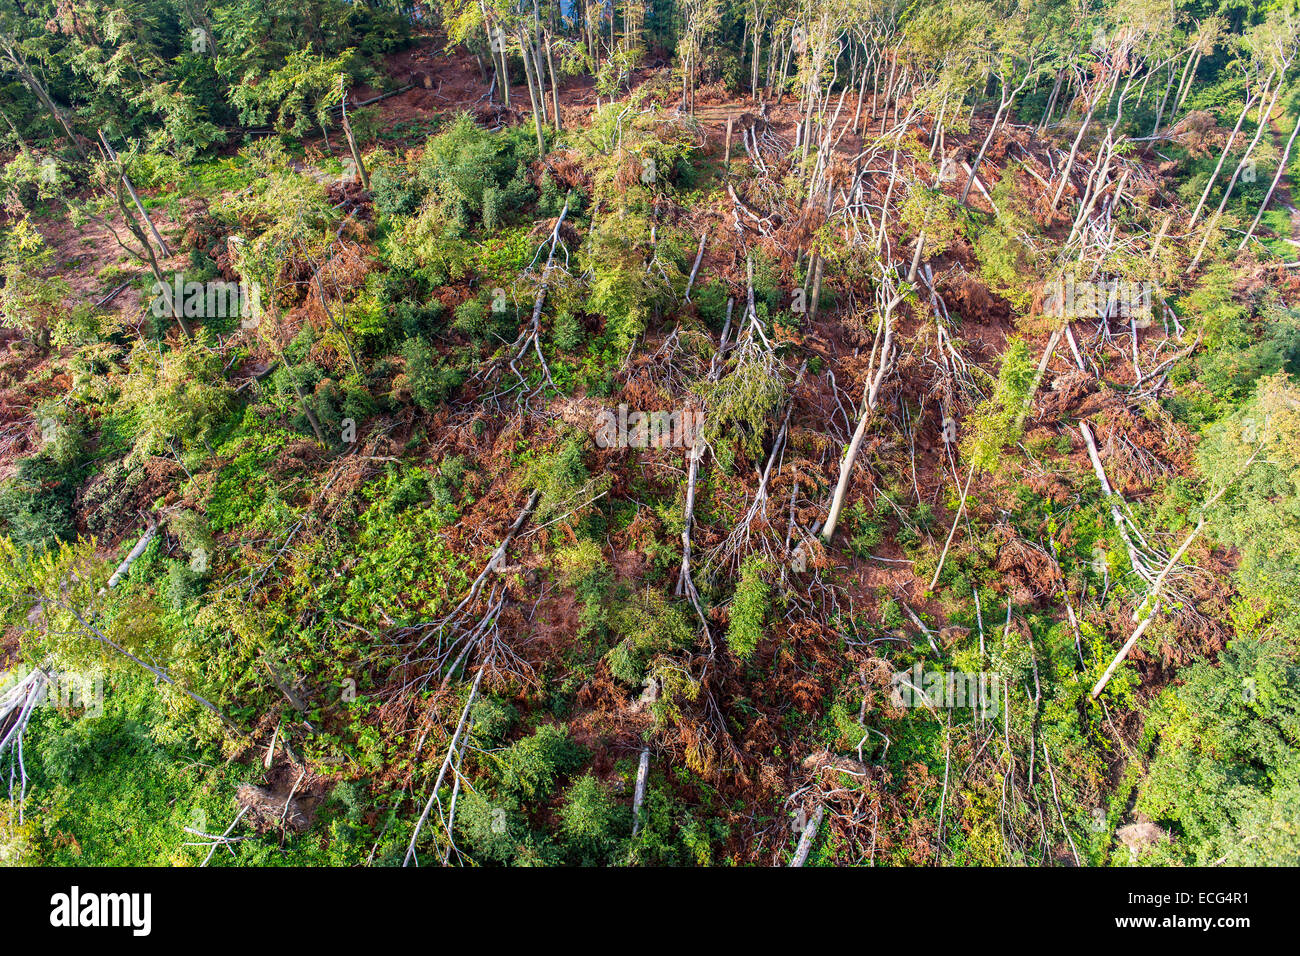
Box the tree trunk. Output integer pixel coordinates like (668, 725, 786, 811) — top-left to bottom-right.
(1192, 76, 1288, 268)
(546, 35, 562, 131)
(1188, 78, 1266, 229)
(517, 28, 547, 156)
(99, 131, 171, 257)
(339, 89, 370, 190)
(1240, 110, 1300, 249)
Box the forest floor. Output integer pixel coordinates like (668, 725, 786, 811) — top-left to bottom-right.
(21, 33, 1184, 660)
(11, 30, 1284, 866)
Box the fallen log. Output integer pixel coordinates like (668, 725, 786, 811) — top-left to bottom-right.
(790, 805, 825, 867)
(631, 747, 650, 836)
(107, 520, 160, 589)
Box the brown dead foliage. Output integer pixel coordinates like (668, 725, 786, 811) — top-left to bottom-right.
(76, 458, 179, 545)
(180, 198, 235, 277)
(941, 270, 1012, 332)
(0, 348, 62, 476)
(305, 239, 373, 331)
(1161, 110, 1221, 158)
(325, 180, 374, 220)
(1092, 407, 1184, 495)
(535, 149, 589, 193)
(1038, 369, 1096, 417)
(528, 213, 581, 249)
(472, 102, 522, 128)
(785, 204, 827, 250)
(991, 524, 1062, 605)
(236, 769, 322, 833)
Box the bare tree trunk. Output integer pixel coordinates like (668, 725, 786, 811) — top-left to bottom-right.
(631, 747, 650, 836)
(961, 64, 1037, 206)
(1193, 76, 1289, 268)
(546, 34, 562, 131)
(1052, 102, 1095, 209)
(99, 131, 172, 257)
(107, 521, 160, 588)
(339, 85, 370, 190)
(823, 308, 894, 543)
(517, 28, 547, 156)
(1240, 110, 1300, 249)
(1, 42, 85, 158)
(1188, 79, 1267, 229)
(790, 805, 824, 866)
(140, 230, 194, 341)
(1039, 67, 1064, 130)
(1172, 49, 1203, 118)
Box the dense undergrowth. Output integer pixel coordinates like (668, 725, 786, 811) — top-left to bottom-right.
(2, 0, 1300, 867)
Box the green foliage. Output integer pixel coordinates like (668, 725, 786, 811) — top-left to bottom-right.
(0, 452, 82, 550)
(973, 170, 1043, 312)
(962, 337, 1039, 472)
(1137, 635, 1300, 865)
(8, 0, 1300, 871)
(311, 376, 378, 448)
(899, 176, 962, 259)
(309, 464, 468, 629)
(726, 555, 771, 660)
(605, 588, 695, 685)
(1180, 268, 1300, 409)
(369, 165, 422, 220)
(0, 150, 70, 213)
(692, 336, 787, 468)
(470, 696, 517, 747)
(228, 49, 361, 140)
(626, 785, 729, 865)
(118, 344, 234, 470)
(413, 115, 537, 235)
(0, 216, 98, 347)
(1196, 373, 1300, 637)
(453, 789, 532, 864)
(491, 724, 587, 802)
(18, 687, 245, 865)
(206, 414, 299, 534)
(355, 267, 446, 346)
(451, 296, 500, 342)
(581, 209, 676, 355)
(402, 336, 463, 411)
(846, 499, 885, 558)
(558, 774, 626, 864)
(525, 436, 612, 530)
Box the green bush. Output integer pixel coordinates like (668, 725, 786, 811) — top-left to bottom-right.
(491, 724, 587, 801)
(558, 774, 625, 864)
(0, 453, 82, 550)
(417, 115, 537, 233)
(726, 555, 771, 660)
(403, 336, 463, 411)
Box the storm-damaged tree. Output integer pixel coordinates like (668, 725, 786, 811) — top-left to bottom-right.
(0, 6, 86, 159)
(959, 10, 1048, 207)
(75, 144, 195, 341)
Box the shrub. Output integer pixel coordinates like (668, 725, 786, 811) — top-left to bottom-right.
(417, 115, 537, 233)
(492, 724, 586, 801)
(0, 453, 81, 550)
(605, 588, 694, 685)
(726, 555, 771, 660)
(370, 166, 422, 219)
(454, 790, 527, 864)
(403, 336, 463, 411)
(558, 774, 625, 864)
(962, 337, 1039, 472)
